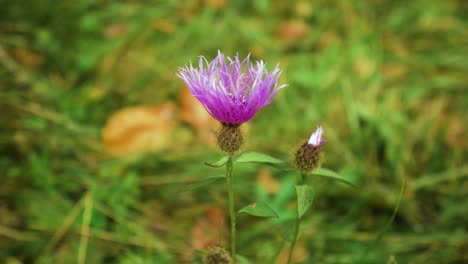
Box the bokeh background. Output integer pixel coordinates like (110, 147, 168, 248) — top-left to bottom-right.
(1, 0, 467, 263)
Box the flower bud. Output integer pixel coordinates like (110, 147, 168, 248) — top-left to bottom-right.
(294, 126, 326, 174)
(294, 142, 322, 174)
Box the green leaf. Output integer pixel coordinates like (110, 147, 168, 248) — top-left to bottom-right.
(312, 168, 356, 187)
(238, 202, 279, 218)
(204, 156, 229, 167)
(235, 152, 285, 165)
(180, 176, 225, 192)
(236, 254, 252, 264)
(296, 185, 315, 218)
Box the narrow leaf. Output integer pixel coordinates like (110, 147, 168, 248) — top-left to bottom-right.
(312, 168, 356, 187)
(238, 202, 279, 218)
(204, 156, 229, 167)
(235, 152, 285, 165)
(180, 176, 225, 192)
(296, 185, 314, 218)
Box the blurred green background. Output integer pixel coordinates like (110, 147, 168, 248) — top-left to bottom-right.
(1, 0, 467, 263)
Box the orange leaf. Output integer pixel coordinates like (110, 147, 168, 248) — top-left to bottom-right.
(102, 103, 178, 156)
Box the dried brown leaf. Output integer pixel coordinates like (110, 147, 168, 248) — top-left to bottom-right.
(102, 103, 178, 156)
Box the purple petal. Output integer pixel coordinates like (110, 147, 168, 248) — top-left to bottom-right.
(177, 51, 285, 124)
(308, 126, 326, 146)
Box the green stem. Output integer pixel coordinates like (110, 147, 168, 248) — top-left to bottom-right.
(287, 173, 305, 264)
(287, 213, 300, 264)
(226, 155, 236, 263)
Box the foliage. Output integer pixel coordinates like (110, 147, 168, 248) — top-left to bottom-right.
(1, 0, 467, 263)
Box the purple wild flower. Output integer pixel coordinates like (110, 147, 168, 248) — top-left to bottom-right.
(177, 51, 285, 125)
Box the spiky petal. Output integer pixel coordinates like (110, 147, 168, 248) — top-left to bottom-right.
(177, 51, 286, 125)
(307, 126, 326, 147)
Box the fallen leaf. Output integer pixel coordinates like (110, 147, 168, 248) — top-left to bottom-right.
(102, 103, 178, 156)
(278, 20, 310, 40)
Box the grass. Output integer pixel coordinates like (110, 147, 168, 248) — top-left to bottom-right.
(1, 0, 467, 263)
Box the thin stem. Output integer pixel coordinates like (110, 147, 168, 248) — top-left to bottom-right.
(287, 173, 306, 264)
(226, 155, 236, 263)
(287, 213, 300, 264)
(299, 173, 305, 185)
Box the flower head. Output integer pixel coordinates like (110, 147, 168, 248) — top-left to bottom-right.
(294, 125, 326, 174)
(307, 126, 326, 147)
(177, 51, 285, 125)
(203, 246, 231, 264)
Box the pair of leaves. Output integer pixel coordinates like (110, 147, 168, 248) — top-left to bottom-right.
(235, 156, 316, 219)
(237, 152, 356, 187)
(206, 153, 284, 218)
(205, 152, 285, 168)
(202, 152, 352, 219)
(237, 185, 315, 219)
(191, 152, 286, 196)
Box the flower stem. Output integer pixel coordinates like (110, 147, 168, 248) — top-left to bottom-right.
(287, 173, 306, 264)
(226, 155, 236, 263)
